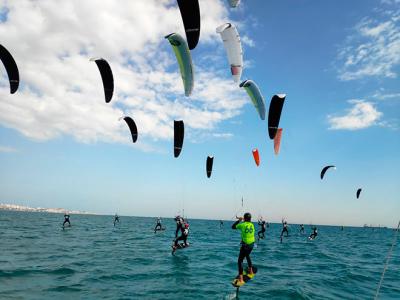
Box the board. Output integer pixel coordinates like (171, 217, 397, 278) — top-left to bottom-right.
(231, 266, 258, 287)
(171, 242, 189, 254)
(154, 227, 166, 232)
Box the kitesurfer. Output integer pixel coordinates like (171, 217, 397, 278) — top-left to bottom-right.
(232, 213, 255, 286)
(257, 218, 266, 241)
(300, 224, 305, 234)
(173, 216, 189, 250)
(309, 227, 318, 240)
(154, 217, 163, 232)
(63, 213, 71, 228)
(113, 214, 120, 226)
(220, 220, 224, 228)
(280, 219, 289, 243)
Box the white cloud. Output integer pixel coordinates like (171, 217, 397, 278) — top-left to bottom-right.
(381, 0, 400, 4)
(241, 35, 255, 48)
(0, 145, 17, 153)
(372, 90, 400, 101)
(327, 100, 383, 130)
(0, 0, 248, 150)
(337, 9, 400, 80)
(212, 132, 233, 139)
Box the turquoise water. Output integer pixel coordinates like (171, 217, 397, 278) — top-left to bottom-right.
(0, 211, 399, 299)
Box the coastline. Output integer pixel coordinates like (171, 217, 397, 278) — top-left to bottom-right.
(0, 203, 94, 215)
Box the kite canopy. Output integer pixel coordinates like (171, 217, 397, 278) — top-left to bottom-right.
(177, 0, 200, 50)
(165, 33, 194, 96)
(240, 80, 266, 120)
(268, 94, 286, 139)
(0, 44, 19, 94)
(216, 23, 243, 83)
(120, 116, 138, 143)
(227, 0, 240, 7)
(174, 120, 184, 158)
(320, 165, 336, 180)
(274, 128, 283, 155)
(90, 58, 114, 103)
(356, 188, 362, 199)
(206, 156, 214, 178)
(252, 149, 260, 166)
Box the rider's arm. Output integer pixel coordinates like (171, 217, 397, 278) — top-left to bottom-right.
(232, 220, 240, 229)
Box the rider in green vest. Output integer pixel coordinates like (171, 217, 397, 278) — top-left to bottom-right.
(232, 212, 255, 286)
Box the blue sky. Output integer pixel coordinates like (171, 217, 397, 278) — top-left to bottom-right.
(0, 0, 399, 226)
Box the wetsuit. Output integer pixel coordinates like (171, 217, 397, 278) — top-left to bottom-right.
(63, 214, 71, 227)
(300, 224, 305, 234)
(154, 218, 162, 232)
(280, 221, 289, 242)
(309, 227, 318, 239)
(257, 220, 266, 240)
(174, 219, 189, 247)
(220, 220, 224, 228)
(232, 220, 255, 275)
(113, 215, 120, 226)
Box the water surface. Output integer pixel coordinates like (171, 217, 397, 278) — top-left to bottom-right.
(0, 211, 399, 299)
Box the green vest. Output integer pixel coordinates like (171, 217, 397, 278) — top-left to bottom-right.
(236, 221, 255, 244)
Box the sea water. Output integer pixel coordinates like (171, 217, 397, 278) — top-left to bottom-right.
(0, 211, 399, 299)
